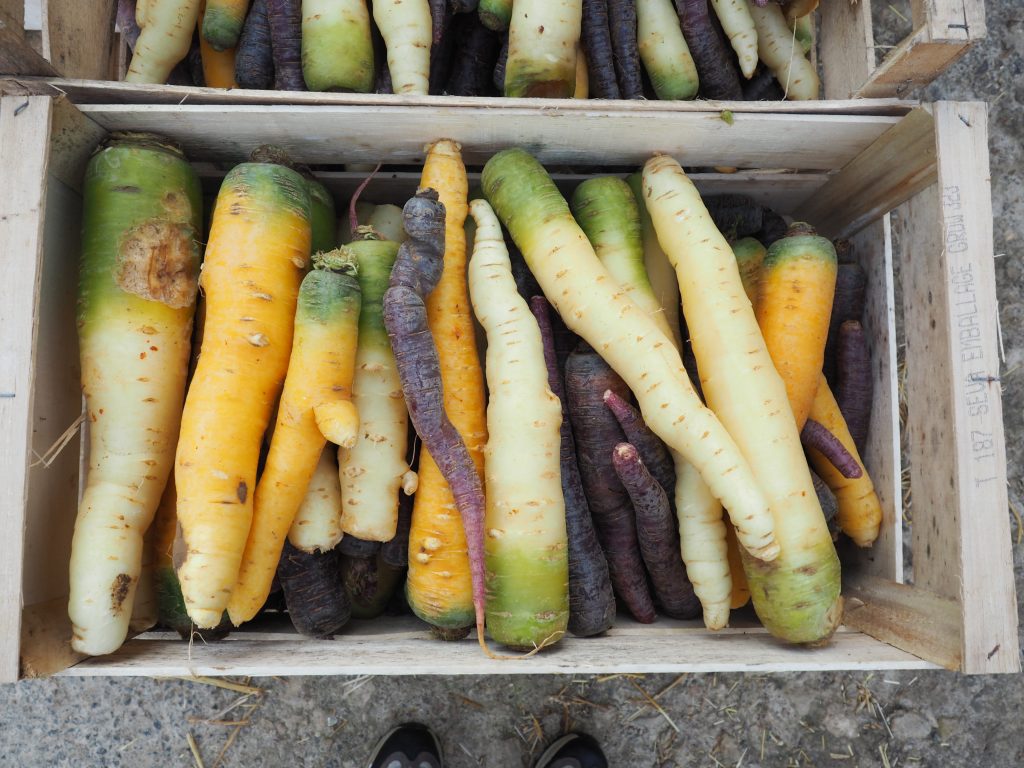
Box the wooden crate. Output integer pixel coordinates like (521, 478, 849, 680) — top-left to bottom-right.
(0, 95, 1017, 682)
(0, 0, 983, 101)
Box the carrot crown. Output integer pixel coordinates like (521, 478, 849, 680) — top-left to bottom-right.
(313, 247, 359, 276)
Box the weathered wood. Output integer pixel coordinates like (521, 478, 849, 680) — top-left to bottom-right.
(21, 597, 83, 679)
(41, 0, 117, 80)
(818, 0, 875, 100)
(842, 575, 962, 671)
(799, 108, 937, 239)
(0, 9, 59, 76)
(0, 95, 54, 683)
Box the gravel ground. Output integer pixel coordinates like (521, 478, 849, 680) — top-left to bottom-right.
(3, 3, 1024, 766)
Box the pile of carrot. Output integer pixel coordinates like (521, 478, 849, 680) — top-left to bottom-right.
(120, 0, 821, 99)
(70, 129, 884, 659)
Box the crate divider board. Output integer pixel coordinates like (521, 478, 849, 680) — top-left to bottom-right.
(0, 95, 1016, 682)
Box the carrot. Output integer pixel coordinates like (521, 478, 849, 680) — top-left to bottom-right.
(278, 540, 350, 636)
(571, 177, 677, 343)
(836, 320, 873, 453)
(199, 3, 239, 86)
(732, 237, 765, 306)
(131, 526, 158, 634)
(783, 0, 817, 23)
(342, 550, 405, 619)
(756, 222, 837, 430)
(186, 31, 206, 85)
(68, 134, 201, 656)
(643, 155, 841, 643)
(482, 148, 776, 560)
(636, 0, 699, 100)
(608, 0, 644, 98)
(704, 193, 763, 240)
(724, 523, 749, 609)
(428, 0, 454, 94)
(288, 446, 344, 552)
(303, 175, 337, 255)
(446, 12, 501, 96)
(338, 534, 382, 558)
(627, 172, 682, 349)
(674, 455, 730, 627)
(531, 298, 616, 637)
(504, 0, 583, 97)
(338, 200, 375, 245)
(368, 205, 408, 243)
(267, 0, 305, 89)
(575, 45, 590, 97)
(478, 0, 512, 31)
(811, 470, 838, 538)
(807, 375, 882, 548)
(580, 0, 620, 99)
(175, 147, 311, 629)
(402, 143, 486, 639)
(127, 0, 204, 83)
(373, 0, 433, 95)
(791, 12, 813, 54)
(710, 0, 757, 78)
(235, 0, 274, 89)
(742, 65, 784, 100)
(120, 0, 143, 51)
(301, 0, 374, 92)
(566, 343, 656, 623)
(202, 0, 250, 49)
(674, 0, 742, 100)
(747, 0, 818, 100)
(375, 56, 394, 93)
(800, 419, 862, 479)
(381, 490, 414, 569)
(469, 199, 569, 651)
(824, 262, 866, 384)
(613, 444, 699, 619)
(383, 189, 489, 649)
(451, 0, 480, 11)
(603, 390, 675, 500)
(226, 248, 360, 625)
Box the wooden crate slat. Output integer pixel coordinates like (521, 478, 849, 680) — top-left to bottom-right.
(0, 8, 59, 77)
(0, 95, 54, 683)
(40, 0, 117, 82)
(818, 0, 876, 100)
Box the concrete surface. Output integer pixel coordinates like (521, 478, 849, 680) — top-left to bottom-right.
(3, 2, 1024, 766)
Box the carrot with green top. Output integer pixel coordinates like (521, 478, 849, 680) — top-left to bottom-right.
(202, 0, 250, 50)
(301, 0, 375, 92)
(68, 133, 201, 656)
(504, 0, 583, 97)
(636, 0, 699, 100)
(199, 3, 240, 87)
(304, 175, 337, 255)
(175, 146, 311, 629)
(227, 249, 361, 625)
(755, 222, 837, 430)
(732, 237, 765, 306)
(748, 0, 818, 100)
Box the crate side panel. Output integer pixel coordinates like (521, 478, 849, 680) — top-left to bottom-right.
(77, 105, 900, 171)
(0, 95, 53, 683)
(41, 0, 116, 81)
(819, 0, 875, 100)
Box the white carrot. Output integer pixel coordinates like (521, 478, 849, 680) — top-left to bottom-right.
(747, 0, 819, 100)
(372, 0, 432, 95)
(288, 446, 345, 552)
(711, 0, 758, 79)
(504, 0, 582, 97)
(126, 0, 203, 84)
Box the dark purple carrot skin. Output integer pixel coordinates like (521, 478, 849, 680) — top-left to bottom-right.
(236, 0, 275, 90)
(449, 0, 481, 12)
(118, 0, 141, 51)
(743, 67, 785, 101)
(565, 342, 656, 624)
(531, 298, 616, 637)
(381, 489, 413, 569)
(705, 194, 763, 240)
(612, 443, 700, 620)
(382, 189, 488, 640)
(824, 263, 867, 384)
(836, 320, 873, 454)
(185, 34, 205, 86)
(755, 208, 788, 247)
(492, 34, 508, 92)
(277, 541, 351, 637)
(337, 535, 383, 558)
(608, 0, 643, 99)
(429, 0, 455, 94)
(674, 0, 742, 100)
(267, 0, 305, 90)
(445, 12, 501, 96)
(582, 0, 621, 99)
(375, 58, 394, 94)
(801, 419, 863, 479)
(603, 390, 675, 501)
(812, 471, 840, 539)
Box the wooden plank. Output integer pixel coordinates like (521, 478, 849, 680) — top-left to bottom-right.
(842, 575, 962, 671)
(0, 95, 53, 683)
(41, 0, 117, 80)
(20, 597, 82, 679)
(911, 0, 986, 41)
(77, 104, 899, 171)
(0, 76, 920, 117)
(818, 0, 875, 100)
(931, 102, 1017, 673)
(0, 0, 23, 28)
(799, 108, 937, 239)
(842, 216, 902, 582)
(0, 10, 59, 77)
(64, 625, 934, 676)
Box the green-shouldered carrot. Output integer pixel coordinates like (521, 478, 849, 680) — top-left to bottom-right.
(732, 236, 766, 307)
(301, 0, 374, 92)
(304, 174, 338, 254)
(636, 0, 699, 100)
(202, 0, 250, 50)
(127, 0, 204, 83)
(504, 0, 583, 97)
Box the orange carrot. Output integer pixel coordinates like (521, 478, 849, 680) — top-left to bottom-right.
(199, 3, 240, 87)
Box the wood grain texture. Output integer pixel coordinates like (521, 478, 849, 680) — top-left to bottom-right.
(818, 0, 875, 100)
(0, 8, 59, 76)
(0, 95, 53, 683)
(41, 0, 117, 80)
(799, 108, 937, 239)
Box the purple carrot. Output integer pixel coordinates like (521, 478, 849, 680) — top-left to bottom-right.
(704, 194, 764, 239)
(117, 0, 142, 51)
(836, 320, 873, 454)
(581, 0, 621, 99)
(375, 57, 394, 94)
(450, 0, 481, 12)
(277, 540, 351, 637)
(612, 443, 700, 619)
(337, 535, 382, 558)
(824, 262, 867, 384)
(429, 0, 455, 94)
(445, 12, 501, 96)
(565, 342, 656, 623)
(267, 0, 305, 90)
(492, 33, 508, 92)
(743, 66, 785, 100)
(531, 297, 616, 637)
(801, 419, 863, 479)
(381, 489, 413, 569)
(756, 207, 788, 247)
(812, 471, 839, 539)
(674, 0, 742, 100)
(608, 0, 643, 98)
(235, 0, 274, 90)
(603, 389, 675, 501)
(381, 189, 489, 647)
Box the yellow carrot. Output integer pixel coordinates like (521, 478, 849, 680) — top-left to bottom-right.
(227, 250, 361, 624)
(405, 139, 486, 637)
(199, 4, 240, 87)
(175, 148, 311, 629)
